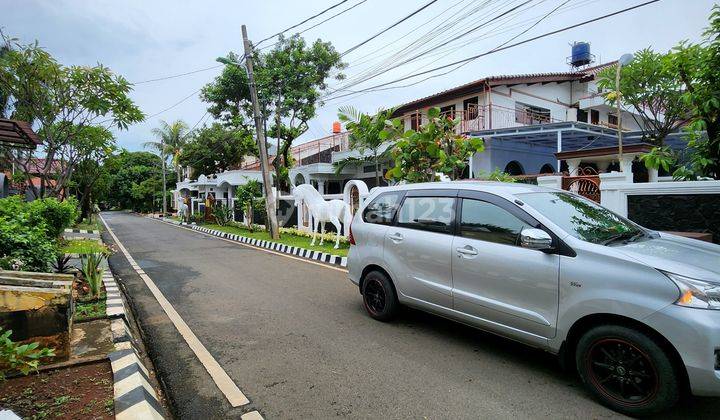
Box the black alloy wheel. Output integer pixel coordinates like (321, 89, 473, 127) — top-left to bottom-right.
(361, 270, 398, 321)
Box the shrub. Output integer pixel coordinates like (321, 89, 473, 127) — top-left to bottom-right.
(79, 252, 106, 298)
(27, 197, 80, 239)
(0, 217, 56, 272)
(212, 204, 233, 227)
(0, 327, 55, 380)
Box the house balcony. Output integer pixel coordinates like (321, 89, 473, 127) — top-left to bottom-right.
(416, 104, 565, 135)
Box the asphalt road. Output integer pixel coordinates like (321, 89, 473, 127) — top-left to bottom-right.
(101, 212, 719, 419)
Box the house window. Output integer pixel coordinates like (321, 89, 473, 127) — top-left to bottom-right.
(409, 113, 421, 131)
(577, 109, 588, 123)
(440, 104, 456, 120)
(463, 97, 479, 120)
(590, 109, 600, 124)
(515, 102, 551, 125)
(608, 113, 618, 127)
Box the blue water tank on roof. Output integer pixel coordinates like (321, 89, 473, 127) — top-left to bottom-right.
(571, 42, 592, 67)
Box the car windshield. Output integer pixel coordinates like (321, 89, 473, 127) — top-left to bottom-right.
(518, 192, 644, 245)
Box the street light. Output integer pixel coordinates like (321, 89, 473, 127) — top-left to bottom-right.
(616, 53, 634, 170)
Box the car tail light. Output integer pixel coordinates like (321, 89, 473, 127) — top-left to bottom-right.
(349, 223, 356, 245)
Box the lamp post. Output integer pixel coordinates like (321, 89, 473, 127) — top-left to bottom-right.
(616, 53, 634, 170)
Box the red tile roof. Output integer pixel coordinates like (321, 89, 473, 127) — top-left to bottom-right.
(393, 62, 616, 115)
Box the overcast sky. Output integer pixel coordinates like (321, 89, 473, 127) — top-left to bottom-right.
(2, 0, 715, 151)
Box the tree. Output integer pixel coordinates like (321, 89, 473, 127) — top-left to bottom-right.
(0, 32, 143, 198)
(104, 150, 170, 212)
(385, 107, 484, 183)
(669, 5, 720, 179)
(596, 48, 691, 146)
(144, 120, 189, 181)
(235, 179, 262, 228)
(178, 123, 257, 178)
(202, 35, 344, 191)
(336, 106, 395, 186)
(68, 126, 115, 220)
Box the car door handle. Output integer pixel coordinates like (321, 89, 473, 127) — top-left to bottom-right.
(388, 233, 404, 242)
(456, 246, 478, 257)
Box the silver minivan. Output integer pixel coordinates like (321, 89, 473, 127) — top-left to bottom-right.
(347, 181, 720, 416)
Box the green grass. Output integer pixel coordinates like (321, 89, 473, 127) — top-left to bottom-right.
(61, 239, 108, 255)
(204, 223, 350, 257)
(74, 299, 106, 321)
(73, 218, 103, 232)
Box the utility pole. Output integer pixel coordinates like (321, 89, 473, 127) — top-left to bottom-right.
(242, 24, 280, 239)
(161, 135, 167, 216)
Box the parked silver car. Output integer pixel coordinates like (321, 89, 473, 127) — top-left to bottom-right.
(347, 181, 720, 416)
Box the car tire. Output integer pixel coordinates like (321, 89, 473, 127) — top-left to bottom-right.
(575, 324, 679, 416)
(361, 270, 398, 321)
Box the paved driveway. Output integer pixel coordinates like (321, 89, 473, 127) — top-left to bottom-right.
(101, 212, 718, 419)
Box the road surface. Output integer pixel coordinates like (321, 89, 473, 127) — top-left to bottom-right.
(101, 212, 718, 419)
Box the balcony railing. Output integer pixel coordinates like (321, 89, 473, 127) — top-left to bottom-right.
(240, 132, 351, 168)
(406, 104, 565, 134)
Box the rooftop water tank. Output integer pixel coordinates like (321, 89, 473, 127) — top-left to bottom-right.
(570, 42, 592, 67)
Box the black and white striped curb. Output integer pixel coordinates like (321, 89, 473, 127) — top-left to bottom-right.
(109, 346, 165, 419)
(103, 269, 166, 418)
(64, 228, 100, 234)
(191, 225, 348, 267)
(152, 217, 348, 268)
(103, 271, 126, 318)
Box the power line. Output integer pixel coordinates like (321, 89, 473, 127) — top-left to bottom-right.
(132, 65, 223, 85)
(260, 0, 369, 51)
(335, 0, 534, 92)
(324, 0, 660, 101)
(255, 0, 351, 47)
(341, 0, 440, 57)
(145, 88, 202, 119)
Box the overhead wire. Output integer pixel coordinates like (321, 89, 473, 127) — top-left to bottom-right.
(323, 0, 661, 102)
(340, 0, 440, 57)
(255, 0, 351, 47)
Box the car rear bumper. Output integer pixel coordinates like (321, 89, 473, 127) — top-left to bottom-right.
(644, 304, 720, 396)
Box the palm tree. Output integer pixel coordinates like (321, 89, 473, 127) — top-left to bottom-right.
(144, 120, 189, 180)
(336, 106, 396, 187)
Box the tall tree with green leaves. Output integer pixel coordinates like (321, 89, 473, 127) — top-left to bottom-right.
(178, 123, 257, 178)
(0, 32, 143, 198)
(143, 120, 189, 181)
(336, 106, 395, 186)
(385, 107, 484, 183)
(596, 48, 690, 146)
(202, 35, 345, 190)
(669, 5, 720, 179)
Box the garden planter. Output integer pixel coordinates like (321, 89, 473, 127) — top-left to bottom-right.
(0, 271, 75, 361)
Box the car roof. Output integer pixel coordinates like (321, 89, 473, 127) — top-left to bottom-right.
(372, 181, 559, 196)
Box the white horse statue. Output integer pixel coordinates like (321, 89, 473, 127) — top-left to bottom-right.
(291, 184, 352, 249)
(178, 200, 189, 223)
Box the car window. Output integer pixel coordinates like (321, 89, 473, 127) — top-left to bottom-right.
(397, 196, 455, 233)
(362, 192, 403, 225)
(459, 199, 532, 246)
(518, 192, 643, 245)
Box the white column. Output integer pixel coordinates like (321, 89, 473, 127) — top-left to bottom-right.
(566, 158, 581, 176)
(599, 172, 629, 216)
(620, 156, 634, 182)
(556, 130, 562, 172)
(648, 167, 659, 183)
(316, 180, 326, 195)
(536, 175, 563, 190)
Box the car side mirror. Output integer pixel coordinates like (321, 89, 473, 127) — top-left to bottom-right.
(520, 228, 554, 251)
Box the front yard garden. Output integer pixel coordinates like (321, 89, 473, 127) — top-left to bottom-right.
(203, 223, 350, 256)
